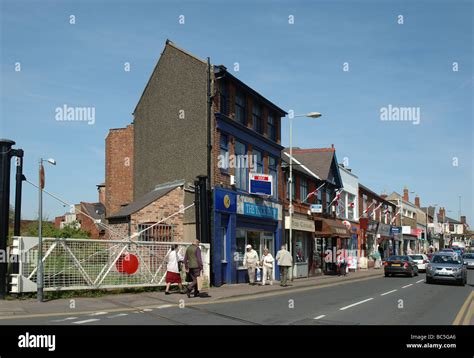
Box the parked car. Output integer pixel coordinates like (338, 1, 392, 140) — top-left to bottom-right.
(426, 253, 467, 286)
(408, 254, 430, 272)
(384, 255, 419, 277)
(462, 253, 474, 269)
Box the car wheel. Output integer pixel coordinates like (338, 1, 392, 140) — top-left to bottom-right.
(384, 272, 390, 277)
(415, 268, 419, 276)
(409, 269, 414, 277)
(426, 277, 432, 284)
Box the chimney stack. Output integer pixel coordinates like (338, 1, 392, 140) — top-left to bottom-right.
(414, 195, 420, 208)
(461, 216, 466, 224)
(403, 187, 409, 202)
(439, 207, 445, 219)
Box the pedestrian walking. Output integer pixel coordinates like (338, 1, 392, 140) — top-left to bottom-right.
(243, 244, 259, 285)
(164, 244, 185, 295)
(336, 253, 347, 276)
(276, 244, 293, 287)
(260, 248, 274, 286)
(184, 239, 203, 298)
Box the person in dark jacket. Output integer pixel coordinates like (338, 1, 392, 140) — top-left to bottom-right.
(184, 239, 203, 298)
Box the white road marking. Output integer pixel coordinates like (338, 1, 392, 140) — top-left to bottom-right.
(416, 279, 424, 283)
(51, 317, 78, 322)
(72, 318, 100, 324)
(142, 308, 153, 312)
(107, 313, 128, 318)
(89, 311, 108, 316)
(339, 298, 374, 311)
(156, 304, 173, 309)
(402, 284, 413, 288)
(314, 315, 326, 320)
(380, 289, 397, 296)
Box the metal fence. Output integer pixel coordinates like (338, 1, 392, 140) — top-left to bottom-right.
(10, 236, 210, 293)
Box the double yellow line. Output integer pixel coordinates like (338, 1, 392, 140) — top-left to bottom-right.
(452, 291, 474, 325)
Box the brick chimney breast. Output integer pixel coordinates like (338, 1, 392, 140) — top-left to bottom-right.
(461, 216, 466, 224)
(415, 196, 420, 208)
(403, 187, 409, 202)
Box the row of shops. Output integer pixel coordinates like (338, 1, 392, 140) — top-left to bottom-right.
(212, 187, 433, 286)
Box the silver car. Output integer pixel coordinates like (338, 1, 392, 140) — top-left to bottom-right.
(462, 253, 474, 269)
(426, 253, 467, 286)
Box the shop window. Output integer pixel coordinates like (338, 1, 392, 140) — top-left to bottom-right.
(326, 189, 333, 213)
(221, 227, 227, 262)
(347, 193, 355, 220)
(235, 229, 274, 269)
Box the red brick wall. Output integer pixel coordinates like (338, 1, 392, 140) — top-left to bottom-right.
(105, 124, 134, 216)
(130, 186, 185, 242)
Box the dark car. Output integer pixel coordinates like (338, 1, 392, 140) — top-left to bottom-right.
(384, 255, 419, 277)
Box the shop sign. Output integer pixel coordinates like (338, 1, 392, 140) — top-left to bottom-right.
(237, 195, 282, 221)
(310, 204, 323, 213)
(377, 223, 392, 237)
(214, 189, 236, 213)
(285, 216, 315, 232)
(367, 221, 379, 233)
(249, 173, 273, 196)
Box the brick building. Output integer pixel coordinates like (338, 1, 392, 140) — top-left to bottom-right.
(129, 40, 286, 285)
(105, 124, 134, 217)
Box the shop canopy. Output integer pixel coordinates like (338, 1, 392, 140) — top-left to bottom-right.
(314, 218, 352, 238)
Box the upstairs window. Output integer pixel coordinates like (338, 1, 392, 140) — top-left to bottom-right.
(219, 134, 229, 172)
(268, 113, 276, 141)
(235, 90, 247, 125)
(252, 103, 263, 134)
(219, 82, 229, 116)
(300, 177, 308, 203)
(269, 156, 278, 199)
(252, 148, 263, 173)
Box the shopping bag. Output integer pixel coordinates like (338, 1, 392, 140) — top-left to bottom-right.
(197, 275, 205, 291)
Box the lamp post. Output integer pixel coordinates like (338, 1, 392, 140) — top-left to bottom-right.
(287, 111, 322, 280)
(37, 157, 56, 302)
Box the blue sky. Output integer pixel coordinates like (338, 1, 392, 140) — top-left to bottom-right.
(1, 0, 472, 223)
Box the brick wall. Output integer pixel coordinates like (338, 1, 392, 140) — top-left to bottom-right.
(130, 186, 185, 242)
(105, 124, 134, 217)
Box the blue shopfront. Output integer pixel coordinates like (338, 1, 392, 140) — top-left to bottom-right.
(212, 187, 283, 286)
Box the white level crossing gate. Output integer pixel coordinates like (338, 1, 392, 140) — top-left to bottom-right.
(10, 236, 210, 293)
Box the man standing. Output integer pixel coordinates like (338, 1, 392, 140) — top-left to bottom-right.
(243, 244, 259, 285)
(184, 239, 203, 298)
(276, 244, 293, 287)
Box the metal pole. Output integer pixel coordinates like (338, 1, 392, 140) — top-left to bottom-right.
(0, 139, 15, 299)
(37, 158, 43, 302)
(13, 150, 24, 236)
(289, 116, 293, 280)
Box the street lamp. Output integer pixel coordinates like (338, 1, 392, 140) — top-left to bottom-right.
(286, 111, 323, 280)
(37, 157, 56, 302)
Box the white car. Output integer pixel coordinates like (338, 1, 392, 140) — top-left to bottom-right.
(408, 254, 430, 272)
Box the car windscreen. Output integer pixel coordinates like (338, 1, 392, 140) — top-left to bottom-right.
(432, 255, 461, 264)
(463, 254, 474, 259)
(387, 256, 408, 261)
(410, 255, 423, 260)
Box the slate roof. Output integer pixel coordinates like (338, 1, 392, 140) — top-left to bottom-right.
(108, 180, 185, 219)
(282, 147, 335, 181)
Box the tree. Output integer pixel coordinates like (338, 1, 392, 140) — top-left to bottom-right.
(24, 220, 90, 239)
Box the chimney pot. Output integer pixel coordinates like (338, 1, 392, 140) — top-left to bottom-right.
(415, 196, 420, 208)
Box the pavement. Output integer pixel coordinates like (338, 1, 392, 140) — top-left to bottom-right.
(0, 268, 472, 325)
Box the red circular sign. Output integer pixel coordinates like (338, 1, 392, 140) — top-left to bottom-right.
(116, 253, 139, 275)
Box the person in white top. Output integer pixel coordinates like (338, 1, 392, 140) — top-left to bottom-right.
(260, 248, 274, 286)
(165, 245, 185, 295)
(243, 244, 259, 285)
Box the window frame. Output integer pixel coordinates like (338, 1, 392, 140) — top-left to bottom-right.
(235, 90, 247, 125)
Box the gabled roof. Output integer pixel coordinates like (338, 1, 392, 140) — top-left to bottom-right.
(81, 202, 106, 221)
(282, 147, 337, 182)
(108, 180, 185, 219)
(437, 215, 461, 224)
